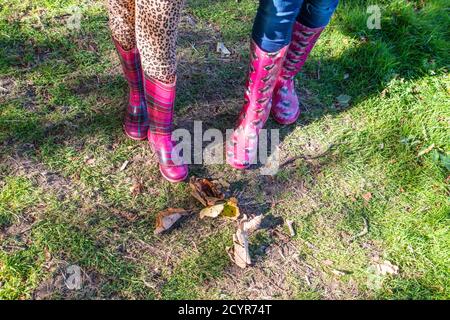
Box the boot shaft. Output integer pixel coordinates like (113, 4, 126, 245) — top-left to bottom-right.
(113, 39, 145, 104)
(226, 41, 288, 169)
(239, 41, 288, 130)
(280, 22, 324, 81)
(142, 75, 176, 136)
(142, 74, 187, 180)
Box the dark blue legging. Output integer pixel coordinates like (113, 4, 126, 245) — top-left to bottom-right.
(252, 0, 339, 52)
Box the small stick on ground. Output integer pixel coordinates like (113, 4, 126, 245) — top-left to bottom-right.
(280, 144, 336, 168)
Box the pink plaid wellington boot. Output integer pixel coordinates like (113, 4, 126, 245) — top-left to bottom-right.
(143, 75, 188, 183)
(113, 39, 149, 140)
(226, 41, 288, 169)
(271, 22, 324, 125)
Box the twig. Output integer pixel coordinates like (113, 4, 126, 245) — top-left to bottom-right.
(280, 144, 336, 168)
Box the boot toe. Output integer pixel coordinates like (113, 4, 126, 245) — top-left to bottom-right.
(271, 107, 300, 125)
(159, 164, 188, 183)
(124, 126, 148, 140)
(226, 149, 251, 170)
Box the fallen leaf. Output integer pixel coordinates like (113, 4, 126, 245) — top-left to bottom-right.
(221, 197, 240, 220)
(243, 214, 263, 234)
(189, 177, 224, 207)
(332, 269, 346, 276)
(130, 180, 143, 197)
(199, 197, 240, 220)
(331, 269, 352, 276)
(323, 259, 334, 266)
(111, 208, 138, 222)
(44, 248, 52, 262)
(199, 203, 225, 219)
(375, 260, 399, 276)
(84, 157, 95, 165)
(154, 208, 189, 235)
(232, 217, 251, 269)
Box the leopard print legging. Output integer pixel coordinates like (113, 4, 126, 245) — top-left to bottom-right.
(108, 0, 185, 83)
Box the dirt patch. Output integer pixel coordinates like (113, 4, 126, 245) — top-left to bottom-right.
(204, 228, 307, 299)
(4, 152, 73, 200)
(33, 263, 105, 300)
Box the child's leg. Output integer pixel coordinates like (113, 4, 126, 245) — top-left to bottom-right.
(108, 0, 136, 50)
(135, 0, 188, 183)
(297, 0, 339, 28)
(252, 0, 303, 53)
(135, 0, 185, 84)
(227, 1, 303, 169)
(108, 0, 148, 140)
(271, 0, 339, 125)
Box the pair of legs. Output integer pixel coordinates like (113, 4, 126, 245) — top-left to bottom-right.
(226, 0, 339, 169)
(108, 0, 188, 182)
(108, 0, 184, 83)
(253, 0, 339, 53)
(108, 0, 339, 179)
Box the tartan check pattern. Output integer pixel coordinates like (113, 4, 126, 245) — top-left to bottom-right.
(114, 39, 149, 140)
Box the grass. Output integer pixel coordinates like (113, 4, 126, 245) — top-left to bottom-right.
(0, 0, 449, 299)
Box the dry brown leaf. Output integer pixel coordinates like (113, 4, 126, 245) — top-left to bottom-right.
(417, 143, 435, 157)
(233, 218, 251, 269)
(323, 259, 334, 266)
(189, 177, 224, 207)
(331, 269, 346, 276)
(154, 208, 189, 235)
(84, 157, 95, 165)
(216, 42, 231, 56)
(243, 214, 263, 234)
